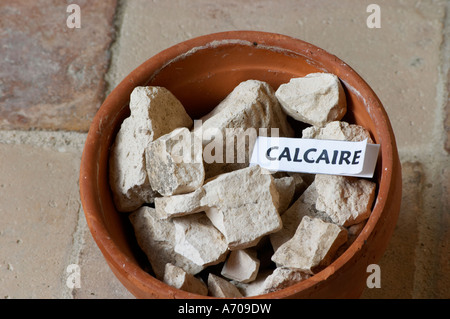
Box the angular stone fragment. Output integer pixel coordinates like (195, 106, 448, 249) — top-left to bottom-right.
(163, 263, 208, 296)
(261, 267, 311, 294)
(221, 249, 260, 283)
(315, 174, 376, 226)
(146, 127, 204, 196)
(275, 73, 347, 126)
(231, 270, 272, 297)
(155, 165, 282, 250)
(273, 176, 295, 214)
(109, 86, 193, 212)
(272, 216, 348, 274)
(173, 213, 229, 267)
(128, 207, 203, 280)
(195, 79, 294, 179)
(302, 120, 374, 143)
(270, 181, 333, 252)
(207, 273, 243, 298)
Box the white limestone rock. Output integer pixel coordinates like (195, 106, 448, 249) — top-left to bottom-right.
(128, 206, 203, 280)
(173, 213, 229, 267)
(207, 273, 243, 298)
(155, 165, 282, 250)
(275, 73, 347, 127)
(302, 120, 374, 143)
(221, 249, 260, 283)
(195, 79, 294, 179)
(270, 181, 333, 252)
(272, 216, 348, 274)
(109, 86, 193, 212)
(231, 270, 272, 297)
(163, 263, 208, 296)
(146, 127, 204, 196)
(315, 174, 376, 226)
(261, 267, 311, 294)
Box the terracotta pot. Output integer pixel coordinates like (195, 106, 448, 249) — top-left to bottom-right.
(79, 31, 402, 299)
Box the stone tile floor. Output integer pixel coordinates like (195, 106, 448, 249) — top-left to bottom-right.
(0, 0, 448, 299)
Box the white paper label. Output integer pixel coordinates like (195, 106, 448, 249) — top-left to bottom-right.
(250, 136, 380, 178)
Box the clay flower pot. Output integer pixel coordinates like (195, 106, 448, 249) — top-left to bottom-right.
(79, 31, 402, 299)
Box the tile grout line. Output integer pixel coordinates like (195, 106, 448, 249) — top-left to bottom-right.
(105, 0, 127, 96)
(410, 1, 450, 299)
(61, 203, 88, 299)
(61, 0, 127, 299)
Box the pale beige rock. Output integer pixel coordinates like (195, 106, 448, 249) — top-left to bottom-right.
(271, 216, 348, 274)
(302, 120, 374, 143)
(221, 249, 260, 283)
(163, 263, 208, 296)
(109, 118, 160, 212)
(270, 181, 333, 252)
(275, 73, 347, 126)
(128, 206, 203, 280)
(207, 273, 243, 298)
(195, 79, 294, 179)
(155, 165, 282, 250)
(109, 86, 193, 212)
(231, 270, 273, 297)
(273, 176, 295, 214)
(146, 127, 204, 196)
(315, 174, 376, 226)
(173, 213, 229, 267)
(261, 267, 311, 294)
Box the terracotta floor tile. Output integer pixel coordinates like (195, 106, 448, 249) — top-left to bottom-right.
(0, 0, 117, 131)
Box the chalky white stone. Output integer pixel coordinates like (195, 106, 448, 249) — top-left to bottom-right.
(261, 267, 311, 294)
(271, 216, 348, 274)
(275, 73, 347, 127)
(207, 273, 243, 298)
(128, 206, 203, 280)
(173, 213, 229, 267)
(163, 263, 208, 296)
(314, 174, 376, 226)
(302, 120, 374, 143)
(221, 249, 260, 283)
(146, 127, 204, 196)
(109, 86, 193, 212)
(270, 181, 333, 252)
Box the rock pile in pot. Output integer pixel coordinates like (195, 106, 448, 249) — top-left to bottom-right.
(109, 74, 376, 297)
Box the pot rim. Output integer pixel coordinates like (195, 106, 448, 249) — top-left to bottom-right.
(80, 30, 398, 299)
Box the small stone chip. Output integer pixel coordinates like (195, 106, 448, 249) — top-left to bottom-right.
(271, 216, 348, 274)
(261, 267, 311, 294)
(270, 181, 333, 252)
(275, 73, 347, 127)
(221, 249, 260, 283)
(302, 120, 374, 143)
(174, 213, 229, 267)
(207, 273, 243, 298)
(147, 127, 204, 197)
(128, 206, 203, 280)
(163, 263, 208, 296)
